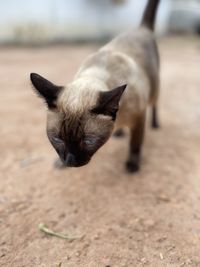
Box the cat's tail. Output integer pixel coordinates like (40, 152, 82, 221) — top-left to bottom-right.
(141, 0, 160, 31)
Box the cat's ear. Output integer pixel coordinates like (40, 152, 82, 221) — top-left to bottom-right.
(91, 84, 127, 120)
(30, 73, 63, 108)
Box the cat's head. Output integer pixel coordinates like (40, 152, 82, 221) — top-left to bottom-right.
(30, 73, 126, 167)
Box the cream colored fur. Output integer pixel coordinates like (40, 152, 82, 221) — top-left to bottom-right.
(57, 27, 159, 130)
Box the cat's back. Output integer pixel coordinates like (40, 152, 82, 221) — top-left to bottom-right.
(101, 27, 160, 99)
(101, 27, 159, 74)
(78, 27, 157, 72)
(76, 26, 159, 96)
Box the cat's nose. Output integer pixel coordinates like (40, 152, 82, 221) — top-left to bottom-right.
(65, 153, 76, 167)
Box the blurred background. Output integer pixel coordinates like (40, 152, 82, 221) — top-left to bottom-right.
(1, 1, 200, 267)
(0, 0, 200, 44)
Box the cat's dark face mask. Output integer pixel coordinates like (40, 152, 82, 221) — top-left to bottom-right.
(47, 117, 113, 167)
(30, 73, 127, 167)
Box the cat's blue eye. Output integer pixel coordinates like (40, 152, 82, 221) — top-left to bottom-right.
(84, 137, 96, 146)
(52, 136, 63, 144)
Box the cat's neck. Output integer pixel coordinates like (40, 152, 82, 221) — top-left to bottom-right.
(74, 50, 110, 90)
(58, 75, 108, 114)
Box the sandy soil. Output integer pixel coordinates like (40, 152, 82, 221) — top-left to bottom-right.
(0, 37, 200, 267)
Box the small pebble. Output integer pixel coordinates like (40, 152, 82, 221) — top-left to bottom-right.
(66, 255, 71, 260)
(140, 257, 147, 264)
(157, 194, 170, 202)
(160, 253, 164, 260)
(75, 251, 80, 257)
(93, 233, 100, 240)
(157, 236, 167, 242)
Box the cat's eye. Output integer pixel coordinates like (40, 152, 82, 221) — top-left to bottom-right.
(52, 136, 63, 144)
(84, 136, 96, 146)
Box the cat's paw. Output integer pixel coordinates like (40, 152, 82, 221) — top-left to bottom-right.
(113, 128, 125, 138)
(125, 157, 140, 173)
(151, 121, 160, 129)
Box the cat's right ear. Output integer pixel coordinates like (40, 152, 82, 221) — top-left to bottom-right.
(30, 73, 63, 109)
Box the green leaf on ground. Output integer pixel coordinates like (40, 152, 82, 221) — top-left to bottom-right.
(38, 223, 82, 241)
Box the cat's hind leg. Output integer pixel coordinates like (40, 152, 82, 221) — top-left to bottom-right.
(151, 104, 160, 129)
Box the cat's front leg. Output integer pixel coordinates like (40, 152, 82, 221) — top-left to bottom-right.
(126, 111, 146, 173)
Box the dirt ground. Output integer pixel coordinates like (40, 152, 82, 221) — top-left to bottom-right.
(0, 36, 200, 267)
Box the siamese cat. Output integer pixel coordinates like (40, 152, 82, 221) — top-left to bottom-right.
(30, 0, 160, 172)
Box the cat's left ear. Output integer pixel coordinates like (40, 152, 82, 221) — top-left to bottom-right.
(30, 73, 63, 109)
(91, 84, 127, 120)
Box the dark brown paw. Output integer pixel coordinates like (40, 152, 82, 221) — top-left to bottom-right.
(126, 153, 141, 173)
(126, 160, 140, 173)
(113, 128, 125, 138)
(151, 122, 160, 129)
